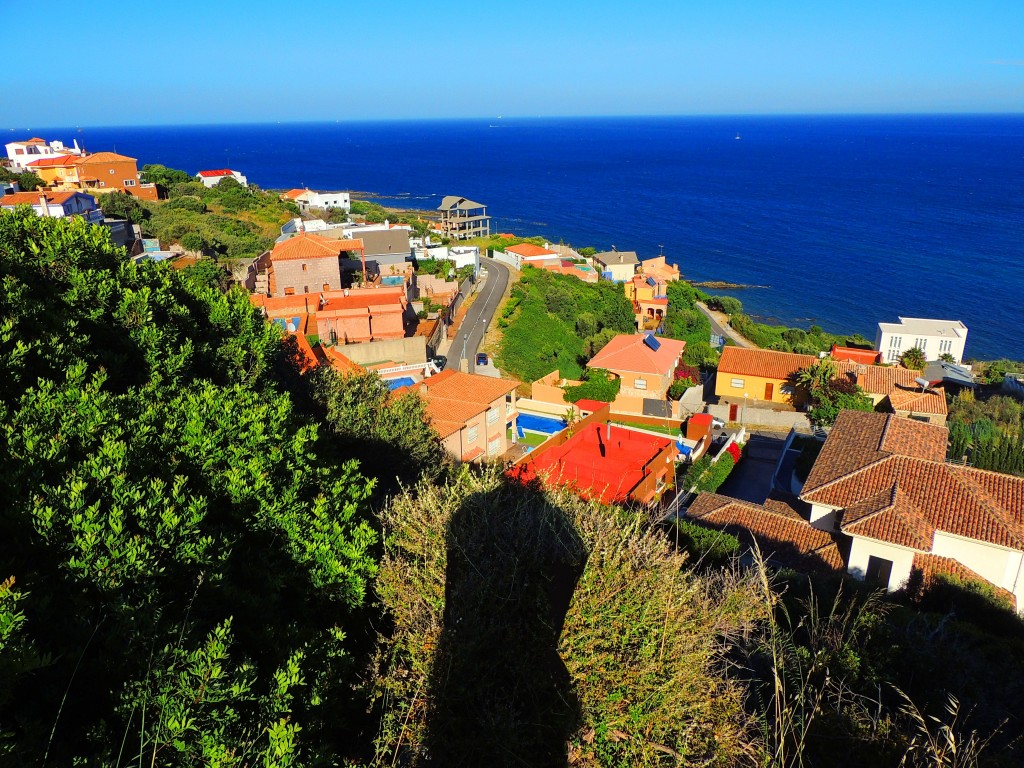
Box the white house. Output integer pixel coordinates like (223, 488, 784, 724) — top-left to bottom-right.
(281, 188, 350, 213)
(196, 169, 248, 188)
(5, 137, 83, 170)
(875, 317, 969, 364)
(0, 191, 102, 223)
(593, 250, 639, 282)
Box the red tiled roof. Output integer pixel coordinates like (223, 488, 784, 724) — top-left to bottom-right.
(587, 333, 686, 376)
(801, 410, 1024, 551)
(415, 370, 520, 439)
(718, 347, 819, 380)
(506, 243, 557, 258)
(271, 233, 365, 262)
(197, 168, 237, 177)
(281, 188, 307, 200)
(831, 345, 883, 365)
(687, 492, 846, 571)
(911, 553, 1017, 609)
(24, 155, 80, 168)
(0, 191, 88, 206)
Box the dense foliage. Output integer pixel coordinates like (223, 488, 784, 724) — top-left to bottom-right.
(661, 281, 719, 368)
(0, 211, 378, 764)
(947, 391, 1024, 475)
(563, 368, 621, 404)
(498, 266, 636, 381)
(678, 452, 737, 493)
(0, 166, 44, 192)
(790, 359, 876, 427)
(373, 469, 763, 766)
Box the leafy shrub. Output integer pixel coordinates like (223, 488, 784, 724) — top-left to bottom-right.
(564, 368, 620, 403)
(680, 452, 736, 493)
(670, 519, 741, 567)
(708, 295, 744, 315)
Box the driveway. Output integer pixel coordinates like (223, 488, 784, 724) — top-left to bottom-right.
(696, 301, 755, 348)
(446, 258, 510, 374)
(715, 433, 786, 504)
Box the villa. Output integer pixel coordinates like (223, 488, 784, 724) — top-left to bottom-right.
(587, 333, 687, 415)
(437, 195, 491, 240)
(196, 168, 248, 188)
(876, 317, 969, 365)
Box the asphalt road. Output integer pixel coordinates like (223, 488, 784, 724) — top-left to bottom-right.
(446, 257, 510, 374)
(696, 301, 754, 348)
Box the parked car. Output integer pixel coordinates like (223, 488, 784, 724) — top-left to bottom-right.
(476, 352, 489, 366)
(430, 355, 447, 370)
(711, 417, 726, 430)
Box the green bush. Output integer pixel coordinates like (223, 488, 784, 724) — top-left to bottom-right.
(680, 452, 736, 493)
(708, 295, 743, 315)
(564, 368, 621, 403)
(670, 519, 741, 567)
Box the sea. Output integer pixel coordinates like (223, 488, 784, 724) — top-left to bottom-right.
(10, 115, 1024, 360)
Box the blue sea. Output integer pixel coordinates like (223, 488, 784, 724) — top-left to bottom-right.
(12, 115, 1024, 360)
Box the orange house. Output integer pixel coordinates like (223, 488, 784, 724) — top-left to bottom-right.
(27, 151, 158, 200)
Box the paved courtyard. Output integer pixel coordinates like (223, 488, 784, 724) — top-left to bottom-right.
(715, 433, 786, 504)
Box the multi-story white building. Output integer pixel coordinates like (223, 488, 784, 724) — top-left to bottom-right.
(5, 137, 83, 170)
(875, 317, 968, 364)
(437, 196, 490, 240)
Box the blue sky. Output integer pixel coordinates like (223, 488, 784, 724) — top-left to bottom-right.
(3, 0, 1022, 126)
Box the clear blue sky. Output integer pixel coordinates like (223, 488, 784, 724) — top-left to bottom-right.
(4, 0, 1022, 126)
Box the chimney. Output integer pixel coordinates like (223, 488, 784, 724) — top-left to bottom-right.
(38, 194, 50, 217)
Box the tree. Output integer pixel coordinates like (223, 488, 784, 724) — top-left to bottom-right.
(900, 346, 926, 370)
(16, 172, 44, 191)
(939, 352, 956, 363)
(98, 189, 147, 223)
(0, 210, 379, 764)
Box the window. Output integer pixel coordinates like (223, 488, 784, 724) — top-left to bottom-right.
(123, 179, 136, 187)
(488, 436, 501, 456)
(889, 335, 901, 349)
(302, 263, 308, 271)
(487, 407, 499, 424)
(634, 378, 647, 390)
(865, 556, 893, 586)
(467, 425, 479, 443)
(98, 181, 105, 187)
(303, 286, 309, 294)
(284, 287, 295, 296)
(915, 338, 926, 349)
(730, 378, 745, 388)
(322, 283, 330, 291)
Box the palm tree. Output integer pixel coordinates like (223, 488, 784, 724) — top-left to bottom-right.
(792, 358, 837, 395)
(900, 347, 926, 371)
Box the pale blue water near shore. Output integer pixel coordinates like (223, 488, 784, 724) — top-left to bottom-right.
(11, 115, 1024, 360)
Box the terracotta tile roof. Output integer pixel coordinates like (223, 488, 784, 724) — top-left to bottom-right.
(318, 289, 405, 314)
(831, 345, 883, 365)
(419, 369, 519, 404)
(250, 293, 320, 315)
(321, 345, 365, 375)
(281, 188, 308, 200)
(0, 190, 88, 206)
(197, 168, 237, 177)
(718, 347, 819, 380)
(801, 410, 1024, 551)
(687, 492, 845, 571)
(586, 333, 686, 376)
(24, 155, 80, 167)
(506, 243, 557, 258)
(911, 553, 1017, 609)
(75, 151, 137, 164)
(886, 385, 948, 415)
(271, 233, 365, 261)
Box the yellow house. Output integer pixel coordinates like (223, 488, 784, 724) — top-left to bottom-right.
(624, 275, 668, 330)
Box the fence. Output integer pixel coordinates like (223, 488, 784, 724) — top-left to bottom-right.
(708, 403, 813, 432)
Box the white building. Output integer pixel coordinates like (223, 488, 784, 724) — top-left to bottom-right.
(0, 191, 102, 223)
(876, 317, 968, 364)
(196, 169, 248, 188)
(5, 137, 83, 170)
(281, 188, 350, 213)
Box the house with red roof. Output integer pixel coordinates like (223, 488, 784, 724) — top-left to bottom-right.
(414, 370, 521, 462)
(5, 136, 83, 170)
(315, 286, 407, 344)
(715, 346, 947, 425)
(196, 169, 248, 188)
(0, 191, 102, 224)
(268, 233, 366, 297)
(586, 333, 687, 414)
(684, 409, 1024, 610)
(279, 188, 350, 212)
(511, 420, 675, 505)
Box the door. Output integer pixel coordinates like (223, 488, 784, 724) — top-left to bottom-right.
(764, 383, 774, 400)
(729, 404, 738, 421)
(865, 556, 893, 588)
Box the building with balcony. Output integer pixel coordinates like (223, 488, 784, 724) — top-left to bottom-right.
(437, 195, 490, 240)
(0, 191, 103, 224)
(5, 137, 83, 170)
(415, 370, 520, 462)
(876, 317, 969, 364)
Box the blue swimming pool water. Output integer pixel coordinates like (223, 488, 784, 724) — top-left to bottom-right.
(380, 276, 405, 286)
(517, 413, 567, 435)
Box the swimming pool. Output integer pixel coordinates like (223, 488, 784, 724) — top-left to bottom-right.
(516, 413, 567, 436)
(380, 276, 405, 286)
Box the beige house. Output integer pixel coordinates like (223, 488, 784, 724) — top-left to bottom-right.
(593, 250, 638, 282)
(417, 370, 520, 462)
(269, 234, 365, 297)
(437, 196, 491, 240)
(586, 333, 686, 414)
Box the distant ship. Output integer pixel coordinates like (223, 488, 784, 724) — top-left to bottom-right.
(735, 132, 741, 140)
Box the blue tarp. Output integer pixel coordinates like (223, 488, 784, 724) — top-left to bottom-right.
(517, 413, 567, 435)
(386, 377, 415, 390)
(675, 441, 693, 456)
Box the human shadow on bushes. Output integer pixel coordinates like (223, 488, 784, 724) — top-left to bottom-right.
(424, 479, 588, 767)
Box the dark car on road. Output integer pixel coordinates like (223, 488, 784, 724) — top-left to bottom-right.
(476, 352, 489, 366)
(430, 355, 447, 370)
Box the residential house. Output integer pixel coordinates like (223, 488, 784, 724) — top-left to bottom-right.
(5, 137, 83, 170)
(638, 255, 680, 283)
(714, 346, 947, 425)
(268, 233, 366, 297)
(415, 370, 520, 462)
(625, 275, 669, 330)
(280, 188, 351, 212)
(0, 191, 103, 224)
(586, 333, 687, 414)
(437, 195, 490, 240)
(315, 286, 407, 344)
(504, 243, 559, 268)
(511, 419, 675, 505)
(685, 409, 1024, 611)
(26, 151, 158, 200)
(801, 410, 1024, 608)
(876, 317, 968, 364)
(830, 345, 882, 365)
(593, 250, 639, 282)
(24, 155, 82, 187)
(196, 169, 248, 188)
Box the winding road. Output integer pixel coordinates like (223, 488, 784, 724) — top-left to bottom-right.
(445, 257, 510, 374)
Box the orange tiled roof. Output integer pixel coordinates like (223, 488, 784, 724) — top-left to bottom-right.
(416, 370, 519, 439)
(687, 492, 845, 571)
(587, 333, 686, 376)
(887, 385, 948, 415)
(271, 233, 365, 262)
(281, 188, 307, 200)
(24, 155, 80, 168)
(801, 410, 1024, 551)
(74, 151, 137, 164)
(718, 347, 820, 380)
(831, 345, 883, 365)
(0, 190, 88, 206)
(911, 553, 1016, 609)
(505, 243, 557, 258)
(321, 345, 365, 375)
(197, 168, 237, 177)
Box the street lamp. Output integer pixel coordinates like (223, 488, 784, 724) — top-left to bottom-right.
(742, 393, 748, 430)
(461, 334, 469, 365)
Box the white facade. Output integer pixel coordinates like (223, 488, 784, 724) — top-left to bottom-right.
(931, 531, 1024, 607)
(0, 192, 102, 223)
(293, 190, 350, 212)
(197, 170, 248, 188)
(5, 138, 83, 170)
(847, 536, 917, 592)
(875, 317, 968, 364)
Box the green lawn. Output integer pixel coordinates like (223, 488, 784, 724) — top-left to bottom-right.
(508, 428, 549, 447)
(611, 420, 681, 438)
